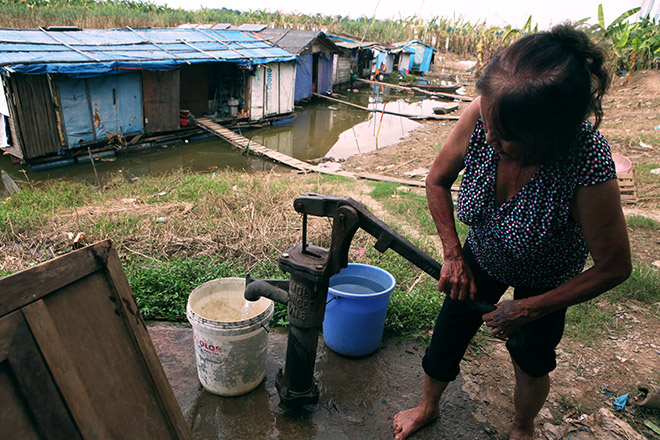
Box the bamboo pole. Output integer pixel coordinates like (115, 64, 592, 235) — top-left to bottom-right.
(312, 93, 460, 120)
(354, 78, 473, 102)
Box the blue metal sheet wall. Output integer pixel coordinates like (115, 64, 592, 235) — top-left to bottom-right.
(294, 54, 313, 101)
(317, 54, 333, 95)
(58, 72, 143, 147)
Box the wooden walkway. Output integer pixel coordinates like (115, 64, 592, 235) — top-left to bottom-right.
(193, 117, 434, 188)
(194, 117, 331, 173)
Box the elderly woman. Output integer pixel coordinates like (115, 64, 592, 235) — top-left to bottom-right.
(393, 25, 631, 440)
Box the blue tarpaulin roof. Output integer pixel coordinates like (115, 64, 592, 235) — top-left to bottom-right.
(0, 28, 297, 75)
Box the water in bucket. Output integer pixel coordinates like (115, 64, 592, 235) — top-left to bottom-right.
(187, 278, 274, 396)
(323, 264, 396, 357)
(330, 276, 385, 295)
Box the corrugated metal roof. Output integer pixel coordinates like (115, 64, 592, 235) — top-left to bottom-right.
(326, 33, 379, 50)
(402, 40, 437, 51)
(258, 29, 340, 55)
(381, 43, 415, 54)
(177, 23, 232, 30)
(0, 27, 297, 75)
(238, 24, 267, 32)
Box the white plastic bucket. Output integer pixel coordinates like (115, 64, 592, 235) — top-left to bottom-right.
(186, 278, 274, 396)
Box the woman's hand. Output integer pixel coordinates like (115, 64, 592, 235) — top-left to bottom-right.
(438, 257, 477, 301)
(483, 299, 532, 338)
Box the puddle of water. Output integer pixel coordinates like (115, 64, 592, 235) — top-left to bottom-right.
(0, 85, 448, 183)
(369, 98, 454, 117)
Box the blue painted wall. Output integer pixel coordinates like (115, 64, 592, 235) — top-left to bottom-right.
(58, 72, 143, 147)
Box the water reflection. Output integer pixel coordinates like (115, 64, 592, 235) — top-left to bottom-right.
(246, 100, 425, 162)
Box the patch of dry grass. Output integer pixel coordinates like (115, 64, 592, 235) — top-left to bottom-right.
(0, 170, 360, 274)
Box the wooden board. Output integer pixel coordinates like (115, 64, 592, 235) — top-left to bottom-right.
(617, 170, 638, 204)
(0, 240, 190, 440)
(143, 70, 181, 134)
(179, 64, 209, 118)
(7, 74, 61, 159)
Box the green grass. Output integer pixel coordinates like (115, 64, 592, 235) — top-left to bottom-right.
(0, 180, 98, 234)
(634, 164, 660, 185)
(124, 253, 288, 321)
(2, 168, 659, 341)
(564, 300, 612, 344)
(369, 181, 469, 244)
(608, 263, 660, 306)
(626, 214, 660, 230)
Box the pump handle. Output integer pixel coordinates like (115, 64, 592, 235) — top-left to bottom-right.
(292, 193, 524, 349)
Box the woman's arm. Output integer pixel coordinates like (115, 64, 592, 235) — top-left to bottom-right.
(483, 178, 632, 336)
(426, 97, 482, 301)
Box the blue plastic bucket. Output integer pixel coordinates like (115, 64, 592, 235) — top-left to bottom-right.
(323, 263, 396, 357)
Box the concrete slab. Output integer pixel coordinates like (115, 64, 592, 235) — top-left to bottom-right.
(148, 322, 497, 439)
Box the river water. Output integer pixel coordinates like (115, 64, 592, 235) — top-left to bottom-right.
(0, 85, 452, 185)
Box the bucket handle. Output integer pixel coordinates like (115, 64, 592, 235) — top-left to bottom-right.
(261, 324, 270, 333)
(326, 295, 339, 305)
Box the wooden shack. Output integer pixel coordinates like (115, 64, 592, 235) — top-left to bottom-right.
(396, 40, 437, 73)
(371, 44, 415, 76)
(0, 27, 297, 164)
(258, 29, 341, 100)
(327, 33, 377, 85)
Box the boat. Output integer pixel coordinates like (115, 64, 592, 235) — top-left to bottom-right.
(400, 82, 462, 94)
(432, 103, 459, 114)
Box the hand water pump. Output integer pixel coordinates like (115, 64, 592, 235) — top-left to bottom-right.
(244, 193, 521, 406)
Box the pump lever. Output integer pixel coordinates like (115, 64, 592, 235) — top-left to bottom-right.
(294, 193, 441, 278)
(293, 193, 524, 349)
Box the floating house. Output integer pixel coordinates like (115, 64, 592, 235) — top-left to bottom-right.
(326, 33, 377, 85)
(396, 40, 437, 73)
(0, 27, 297, 164)
(257, 29, 340, 101)
(371, 44, 415, 76)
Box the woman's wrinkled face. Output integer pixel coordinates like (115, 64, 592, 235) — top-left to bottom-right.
(479, 96, 524, 160)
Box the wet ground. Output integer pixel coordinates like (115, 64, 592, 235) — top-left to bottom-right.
(148, 322, 498, 440)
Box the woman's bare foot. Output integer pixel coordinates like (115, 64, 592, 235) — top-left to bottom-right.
(392, 405, 440, 440)
(509, 420, 534, 440)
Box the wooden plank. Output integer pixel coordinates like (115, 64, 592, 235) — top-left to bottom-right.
(143, 70, 180, 133)
(40, 265, 184, 439)
(23, 301, 111, 440)
(6, 314, 82, 440)
(354, 77, 474, 102)
(0, 312, 20, 362)
(0, 312, 40, 440)
(0, 364, 41, 440)
(617, 170, 638, 204)
(355, 172, 426, 187)
(104, 248, 191, 440)
(313, 92, 461, 120)
(193, 118, 459, 188)
(0, 240, 191, 439)
(0, 241, 111, 316)
(11, 75, 61, 159)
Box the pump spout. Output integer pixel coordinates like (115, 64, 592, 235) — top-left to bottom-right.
(244, 275, 289, 304)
